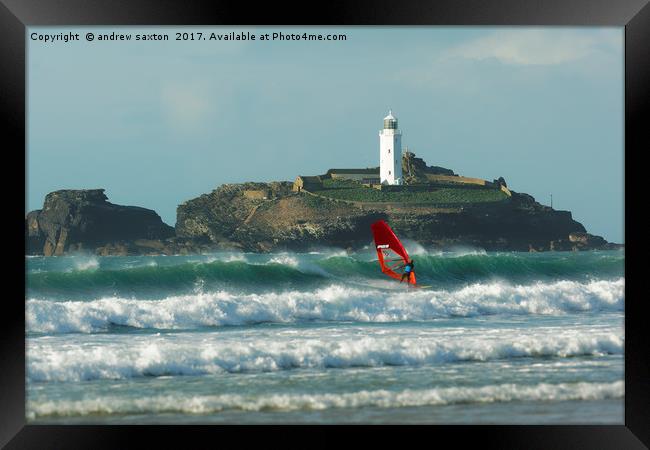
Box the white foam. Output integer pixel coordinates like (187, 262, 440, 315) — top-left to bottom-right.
(204, 253, 248, 263)
(26, 278, 625, 334)
(27, 325, 623, 382)
(307, 247, 349, 258)
(26, 380, 623, 418)
(445, 246, 488, 257)
(70, 256, 100, 272)
(268, 254, 300, 267)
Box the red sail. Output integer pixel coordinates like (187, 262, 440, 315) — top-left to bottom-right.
(370, 220, 416, 284)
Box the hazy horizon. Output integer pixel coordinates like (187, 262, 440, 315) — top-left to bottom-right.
(27, 26, 624, 243)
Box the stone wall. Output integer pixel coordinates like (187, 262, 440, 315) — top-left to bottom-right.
(425, 174, 490, 186)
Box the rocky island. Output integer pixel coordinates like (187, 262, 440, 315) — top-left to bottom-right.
(26, 153, 621, 256)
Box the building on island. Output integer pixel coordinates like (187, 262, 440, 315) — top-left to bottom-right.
(292, 170, 381, 192)
(379, 110, 402, 185)
(292, 175, 324, 192)
(327, 168, 380, 185)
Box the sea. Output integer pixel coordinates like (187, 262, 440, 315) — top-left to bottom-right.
(25, 246, 625, 424)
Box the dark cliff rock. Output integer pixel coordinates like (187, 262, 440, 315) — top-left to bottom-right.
(547, 231, 622, 252)
(175, 182, 295, 245)
(402, 151, 456, 184)
(385, 192, 588, 252)
(175, 182, 617, 253)
(26, 177, 621, 256)
(26, 189, 174, 256)
(176, 182, 387, 252)
(94, 237, 215, 256)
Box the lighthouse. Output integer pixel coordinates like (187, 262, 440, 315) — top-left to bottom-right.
(379, 110, 402, 185)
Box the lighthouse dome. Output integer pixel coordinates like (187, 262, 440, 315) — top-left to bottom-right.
(383, 110, 398, 129)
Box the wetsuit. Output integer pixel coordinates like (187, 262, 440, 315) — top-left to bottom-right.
(401, 261, 414, 283)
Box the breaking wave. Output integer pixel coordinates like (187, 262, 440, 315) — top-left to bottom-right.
(27, 380, 623, 418)
(27, 278, 624, 334)
(26, 251, 624, 300)
(27, 326, 623, 382)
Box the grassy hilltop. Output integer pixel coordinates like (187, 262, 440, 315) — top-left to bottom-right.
(312, 178, 509, 205)
(302, 152, 511, 207)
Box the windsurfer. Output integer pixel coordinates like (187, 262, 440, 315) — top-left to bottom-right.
(371, 220, 418, 287)
(400, 259, 415, 284)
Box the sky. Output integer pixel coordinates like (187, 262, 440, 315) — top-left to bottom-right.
(27, 26, 624, 243)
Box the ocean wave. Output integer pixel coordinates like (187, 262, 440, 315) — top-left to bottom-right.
(27, 327, 623, 382)
(26, 251, 624, 299)
(26, 380, 623, 418)
(26, 259, 327, 299)
(27, 278, 624, 334)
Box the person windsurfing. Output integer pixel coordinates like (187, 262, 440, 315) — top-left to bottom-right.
(371, 220, 421, 287)
(400, 259, 415, 284)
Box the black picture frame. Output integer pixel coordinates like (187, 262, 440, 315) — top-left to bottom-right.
(3, 0, 648, 448)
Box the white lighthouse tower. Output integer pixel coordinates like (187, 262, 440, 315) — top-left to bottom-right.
(379, 110, 402, 185)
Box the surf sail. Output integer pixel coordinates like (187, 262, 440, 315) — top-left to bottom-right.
(370, 220, 416, 285)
